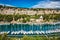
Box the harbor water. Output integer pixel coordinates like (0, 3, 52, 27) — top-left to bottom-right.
(0, 23, 60, 36)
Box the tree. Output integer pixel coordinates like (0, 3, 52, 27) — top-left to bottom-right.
(0, 14, 3, 21)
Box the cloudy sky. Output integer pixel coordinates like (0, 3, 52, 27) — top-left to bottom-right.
(0, 0, 60, 8)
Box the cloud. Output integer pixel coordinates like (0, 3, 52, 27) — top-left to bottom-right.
(32, 1, 60, 8)
(0, 3, 15, 7)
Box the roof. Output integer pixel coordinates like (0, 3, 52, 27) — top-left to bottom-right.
(40, 16, 43, 19)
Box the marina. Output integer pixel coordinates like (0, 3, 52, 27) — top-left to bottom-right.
(0, 23, 60, 36)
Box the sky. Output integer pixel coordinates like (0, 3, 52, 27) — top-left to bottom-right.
(0, 0, 60, 8)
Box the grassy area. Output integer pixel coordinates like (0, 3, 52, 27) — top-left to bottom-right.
(0, 34, 60, 40)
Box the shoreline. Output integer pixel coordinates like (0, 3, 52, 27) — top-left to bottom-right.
(0, 21, 60, 25)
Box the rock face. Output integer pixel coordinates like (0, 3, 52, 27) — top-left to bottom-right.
(0, 5, 60, 15)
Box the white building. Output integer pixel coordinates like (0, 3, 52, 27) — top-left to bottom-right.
(36, 16, 43, 23)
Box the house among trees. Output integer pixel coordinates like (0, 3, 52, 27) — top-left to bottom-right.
(36, 16, 43, 23)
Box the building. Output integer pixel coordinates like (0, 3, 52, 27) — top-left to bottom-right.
(36, 16, 43, 23)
